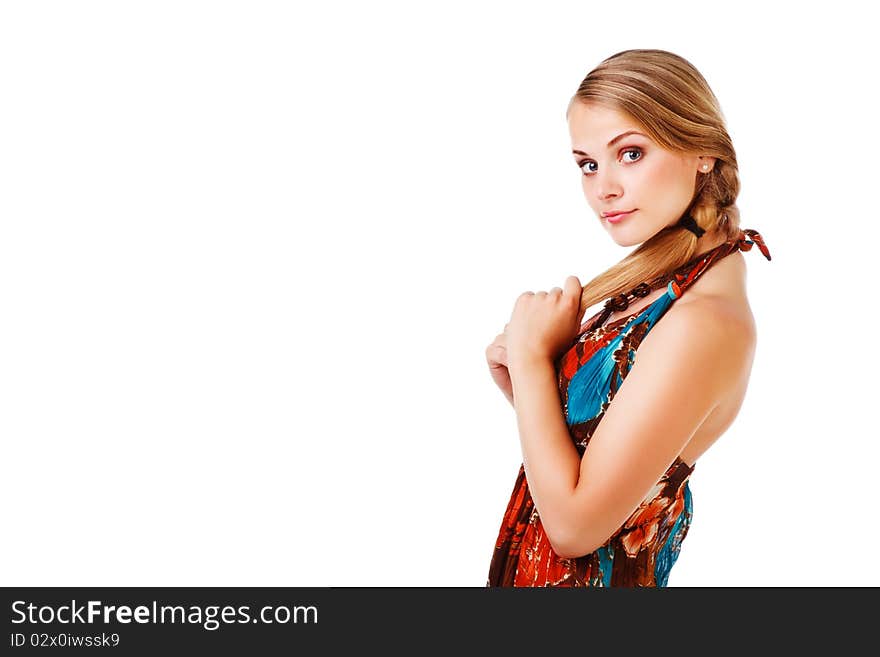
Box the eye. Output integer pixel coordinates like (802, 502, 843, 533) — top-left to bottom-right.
(577, 147, 643, 176)
(621, 148, 642, 163)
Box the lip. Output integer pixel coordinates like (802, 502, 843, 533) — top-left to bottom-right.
(603, 209, 636, 223)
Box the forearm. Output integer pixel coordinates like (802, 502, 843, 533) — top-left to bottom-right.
(508, 355, 581, 550)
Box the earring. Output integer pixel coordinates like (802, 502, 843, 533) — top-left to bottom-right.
(702, 164, 710, 172)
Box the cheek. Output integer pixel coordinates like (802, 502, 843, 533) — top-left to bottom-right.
(646, 156, 694, 190)
(632, 160, 695, 209)
(581, 179, 599, 206)
(636, 158, 675, 187)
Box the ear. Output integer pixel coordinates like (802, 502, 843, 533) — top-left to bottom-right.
(698, 156, 717, 173)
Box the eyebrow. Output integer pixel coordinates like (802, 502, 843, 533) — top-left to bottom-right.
(572, 130, 647, 157)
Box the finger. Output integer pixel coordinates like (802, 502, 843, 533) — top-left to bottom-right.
(564, 275, 584, 305)
(564, 275, 586, 318)
(486, 344, 508, 366)
(549, 287, 563, 296)
(563, 275, 582, 298)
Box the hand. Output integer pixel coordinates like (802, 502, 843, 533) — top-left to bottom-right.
(486, 324, 515, 407)
(506, 275, 586, 367)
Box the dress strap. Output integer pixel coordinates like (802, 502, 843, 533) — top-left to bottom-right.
(666, 228, 772, 299)
(588, 228, 772, 332)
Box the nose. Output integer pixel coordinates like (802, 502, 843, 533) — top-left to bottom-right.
(593, 170, 622, 203)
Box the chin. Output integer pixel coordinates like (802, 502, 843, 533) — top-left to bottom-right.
(605, 227, 646, 248)
(603, 217, 662, 247)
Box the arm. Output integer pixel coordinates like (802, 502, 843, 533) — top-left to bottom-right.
(507, 355, 580, 555)
(508, 302, 752, 559)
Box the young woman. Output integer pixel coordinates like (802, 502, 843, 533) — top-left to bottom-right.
(485, 49, 772, 587)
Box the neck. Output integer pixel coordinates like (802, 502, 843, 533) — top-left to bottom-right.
(694, 227, 730, 253)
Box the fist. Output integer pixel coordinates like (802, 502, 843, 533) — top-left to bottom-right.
(486, 323, 514, 407)
(506, 275, 586, 366)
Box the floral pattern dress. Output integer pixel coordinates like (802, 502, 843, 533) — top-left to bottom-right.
(486, 229, 772, 587)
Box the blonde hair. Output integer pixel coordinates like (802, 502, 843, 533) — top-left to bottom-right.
(567, 49, 743, 313)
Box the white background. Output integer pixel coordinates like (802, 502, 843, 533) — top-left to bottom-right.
(1, 1, 876, 586)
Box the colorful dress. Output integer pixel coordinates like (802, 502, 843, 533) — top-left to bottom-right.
(486, 229, 772, 587)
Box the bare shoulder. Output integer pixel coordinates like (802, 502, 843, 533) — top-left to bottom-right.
(643, 250, 756, 382)
(639, 294, 755, 398)
(636, 253, 758, 463)
(656, 294, 754, 363)
(669, 250, 754, 345)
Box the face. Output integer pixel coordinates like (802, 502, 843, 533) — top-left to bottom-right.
(567, 101, 714, 247)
